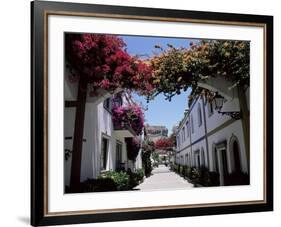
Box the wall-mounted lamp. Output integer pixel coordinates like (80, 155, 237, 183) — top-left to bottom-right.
(213, 92, 242, 120)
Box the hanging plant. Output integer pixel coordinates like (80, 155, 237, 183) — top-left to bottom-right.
(112, 104, 145, 136)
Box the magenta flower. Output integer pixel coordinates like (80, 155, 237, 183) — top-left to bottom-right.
(112, 104, 144, 135)
(65, 33, 154, 95)
(100, 79, 110, 89)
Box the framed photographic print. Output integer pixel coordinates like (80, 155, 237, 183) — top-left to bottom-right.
(31, 0, 273, 226)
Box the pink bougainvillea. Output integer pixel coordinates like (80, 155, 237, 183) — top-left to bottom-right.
(112, 104, 144, 136)
(65, 33, 154, 96)
(155, 137, 175, 149)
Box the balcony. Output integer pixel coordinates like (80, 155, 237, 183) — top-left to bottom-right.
(113, 121, 137, 138)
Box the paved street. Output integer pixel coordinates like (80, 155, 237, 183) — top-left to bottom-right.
(134, 165, 194, 191)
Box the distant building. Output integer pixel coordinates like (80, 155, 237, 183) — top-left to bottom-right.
(145, 125, 168, 142)
(145, 125, 170, 164)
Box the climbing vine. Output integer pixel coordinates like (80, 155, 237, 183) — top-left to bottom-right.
(65, 33, 154, 96)
(148, 40, 250, 102)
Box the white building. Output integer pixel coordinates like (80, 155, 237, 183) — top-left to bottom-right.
(175, 84, 249, 186)
(64, 76, 143, 187)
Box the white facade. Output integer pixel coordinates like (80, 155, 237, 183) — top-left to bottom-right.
(64, 76, 142, 187)
(175, 85, 249, 186)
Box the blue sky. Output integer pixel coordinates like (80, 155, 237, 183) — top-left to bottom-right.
(120, 35, 195, 135)
(122, 35, 194, 58)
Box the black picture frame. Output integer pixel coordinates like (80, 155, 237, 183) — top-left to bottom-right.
(31, 0, 273, 226)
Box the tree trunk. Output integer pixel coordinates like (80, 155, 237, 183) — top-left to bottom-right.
(70, 78, 88, 192)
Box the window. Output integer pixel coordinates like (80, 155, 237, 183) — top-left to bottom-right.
(113, 95, 123, 107)
(177, 135, 180, 148)
(191, 115, 194, 134)
(197, 154, 200, 168)
(186, 122, 190, 138)
(101, 137, 109, 170)
(182, 127, 185, 142)
(162, 128, 168, 137)
(233, 140, 242, 173)
(116, 142, 122, 170)
(103, 98, 112, 112)
(201, 148, 205, 167)
(193, 150, 200, 168)
(198, 103, 202, 127)
(208, 100, 214, 117)
(213, 147, 219, 173)
(185, 154, 188, 165)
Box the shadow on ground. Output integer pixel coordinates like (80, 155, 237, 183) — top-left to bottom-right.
(17, 216, 29, 225)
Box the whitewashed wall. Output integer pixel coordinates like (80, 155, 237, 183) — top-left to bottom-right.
(207, 120, 248, 173)
(176, 86, 249, 180)
(190, 97, 206, 142)
(64, 73, 144, 186)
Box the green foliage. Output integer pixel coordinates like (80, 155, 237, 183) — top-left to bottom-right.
(173, 166, 248, 187)
(141, 140, 155, 177)
(149, 40, 250, 102)
(142, 150, 153, 177)
(135, 168, 145, 181)
(179, 165, 184, 176)
(151, 151, 160, 163)
(190, 167, 201, 181)
(153, 162, 159, 168)
(81, 178, 117, 192)
(68, 169, 147, 193)
(127, 168, 145, 188)
(150, 46, 194, 101)
(142, 140, 155, 153)
(173, 164, 179, 173)
(187, 40, 250, 88)
(172, 165, 220, 187)
(98, 171, 130, 191)
(200, 170, 220, 186)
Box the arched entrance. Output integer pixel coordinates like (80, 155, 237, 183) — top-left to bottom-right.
(229, 135, 242, 173)
(228, 135, 249, 185)
(233, 140, 241, 173)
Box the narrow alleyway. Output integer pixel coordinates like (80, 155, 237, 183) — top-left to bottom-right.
(134, 165, 194, 191)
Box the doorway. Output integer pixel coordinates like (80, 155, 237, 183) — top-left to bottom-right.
(215, 142, 228, 186)
(233, 140, 242, 173)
